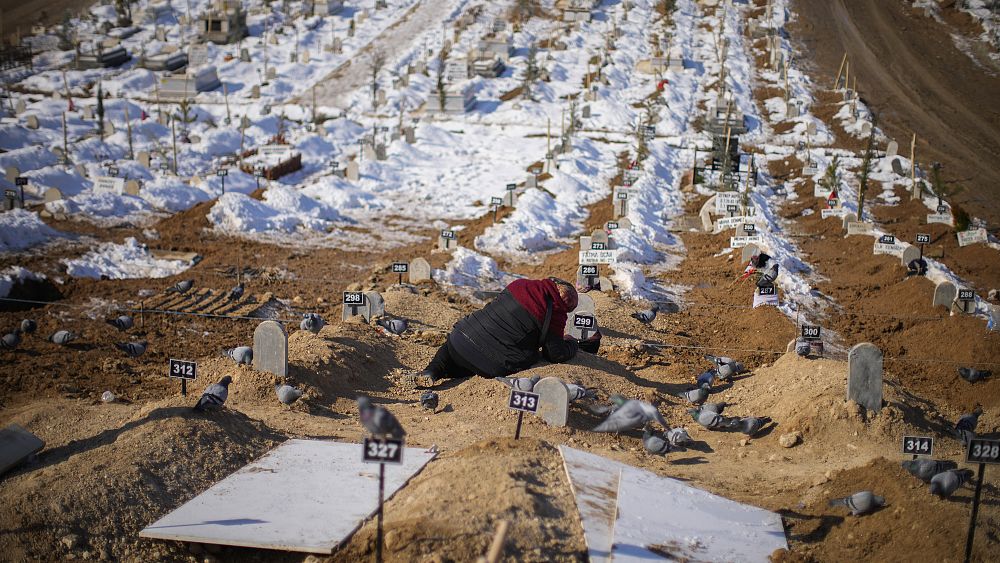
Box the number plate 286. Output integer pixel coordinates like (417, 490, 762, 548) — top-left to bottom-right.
(362, 437, 404, 464)
(508, 390, 539, 413)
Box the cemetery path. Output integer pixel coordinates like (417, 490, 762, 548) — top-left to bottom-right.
(793, 0, 1000, 225)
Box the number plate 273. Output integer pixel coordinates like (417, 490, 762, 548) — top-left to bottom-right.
(362, 437, 404, 464)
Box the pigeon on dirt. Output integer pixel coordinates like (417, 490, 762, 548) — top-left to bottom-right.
(701, 402, 728, 414)
(193, 376, 233, 412)
(704, 354, 746, 380)
(494, 374, 540, 392)
(929, 469, 975, 499)
(165, 279, 194, 294)
(676, 383, 711, 405)
(696, 368, 718, 388)
(566, 383, 597, 402)
(901, 459, 958, 483)
(631, 304, 659, 324)
(227, 282, 244, 302)
(357, 396, 406, 439)
(274, 384, 303, 405)
(642, 427, 672, 456)
(737, 416, 772, 436)
(688, 407, 739, 431)
(114, 341, 147, 358)
(106, 315, 134, 331)
(955, 408, 982, 446)
(377, 318, 408, 335)
(666, 427, 693, 447)
(958, 367, 992, 383)
(48, 330, 76, 345)
(300, 313, 325, 334)
(223, 346, 253, 365)
(19, 319, 37, 335)
(1, 330, 21, 350)
(593, 395, 669, 432)
(420, 390, 439, 412)
(828, 491, 885, 516)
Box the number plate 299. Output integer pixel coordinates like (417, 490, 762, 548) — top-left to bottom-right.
(362, 437, 404, 464)
(508, 390, 539, 413)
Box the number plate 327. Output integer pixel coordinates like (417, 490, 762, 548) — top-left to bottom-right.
(362, 437, 404, 464)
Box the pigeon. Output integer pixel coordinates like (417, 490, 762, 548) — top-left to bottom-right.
(828, 491, 885, 516)
(701, 402, 728, 414)
(737, 416, 772, 436)
(377, 318, 408, 335)
(357, 396, 406, 439)
(795, 340, 811, 357)
(666, 427, 693, 446)
(688, 407, 739, 430)
(106, 315, 134, 331)
(300, 313, 325, 334)
(48, 330, 76, 345)
(566, 383, 597, 402)
(696, 368, 718, 388)
(705, 354, 746, 380)
(955, 408, 982, 446)
(676, 383, 711, 405)
(19, 319, 37, 335)
(494, 374, 540, 392)
(274, 384, 303, 405)
(165, 279, 194, 294)
(642, 427, 672, 456)
(193, 376, 233, 412)
(1, 330, 21, 350)
(930, 469, 975, 498)
(420, 390, 439, 412)
(593, 395, 669, 432)
(114, 341, 147, 358)
(958, 367, 992, 383)
(223, 346, 253, 365)
(631, 304, 659, 324)
(901, 459, 958, 483)
(227, 282, 245, 302)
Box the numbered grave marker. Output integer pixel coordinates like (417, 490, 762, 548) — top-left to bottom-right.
(801, 325, 821, 340)
(915, 233, 930, 245)
(967, 439, 1000, 465)
(391, 262, 408, 284)
(742, 223, 756, 234)
(573, 313, 596, 340)
(362, 437, 405, 465)
(758, 286, 776, 296)
(509, 390, 539, 413)
(15, 177, 27, 186)
(343, 291, 367, 321)
(878, 234, 895, 245)
(606, 221, 619, 230)
(169, 358, 197, 396)
(958, 289, 975, 302)
(437, 229, 457, 251)
(901, 436, 933, 457)
(591, 241, 607, 250)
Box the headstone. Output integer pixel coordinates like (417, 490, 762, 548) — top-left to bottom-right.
(75, 164, 87, 178)
(437, 230, 457, 251)
(597, 276, 613, 292)
(267, 67, 277, 80)
(104, 121, 115, 136)
(376, 89, 386, 106)
(741, 244, 759, 265)
(847, 343, 882, 413)
(886, 140, 898, 158)
(403, 127, 416, 144)
(14, 99, 26, 115)
(43, 188, 63, 202)
(409, 258, 431, 283)
(83, 106, 94, 120)
(4, 166, 19, 183)
(362, 144, 376, 161)
(526, 174, 536, 189)
(251, 84, 261, 98)
(890, 158, 904, 176)
(136, 151, 151, 168)
(565, 307, 599, 341)
(533, 377, 569, 427)
(240, 48, 251, 62)
(346, 160, 360, 182)
(124, 180, 141, 196)
(0, 424, 45, 476)
(25, 115, 40, 129)
(590, 229, 610, 249)
(806, 121, 817, 136)
(785, 102, 799, 119)
(375, 144, 387, 161)
(900, 245, 920, 267)
(841, 213, 858, 231)
(252, 320, 288, 378)
(582, 105, 591, 118)
(301, 50, 310, 64)
(363, 291, 385, 321)
(860, 121, 872, 137)
(932, 281, 957, 308)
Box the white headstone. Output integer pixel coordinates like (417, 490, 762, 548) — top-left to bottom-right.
(886, 140, 898, 158)
(409, 258, 431, 283)
(346, 160, 360, 182)
(932, 281, 957, 308)
(900, 245, 920, 267)
(363, 291, 385, 321)
(253, 321, 288, 377)
(534, 377, 569, 427)
(25, 115, 40, 129)
(43, 188, 63, 202)
(136, 151, 151, 168)
(4, 166, 19, 183)
(847, 343, 882, 413)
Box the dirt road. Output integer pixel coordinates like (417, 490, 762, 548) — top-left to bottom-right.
(792, 0, 1000, 225)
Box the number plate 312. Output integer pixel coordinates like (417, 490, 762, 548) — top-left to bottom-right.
(362, 437, 404, 464)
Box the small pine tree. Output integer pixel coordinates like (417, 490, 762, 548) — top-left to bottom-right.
(856, 116, 878, 220)
(437, 49, 448, 112)
(819, 155, 841, 196)
(96, 82, 105, 140)
(523, 43, 538, 100)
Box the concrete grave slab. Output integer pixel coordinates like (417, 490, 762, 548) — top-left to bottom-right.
(0, 424, 45, 476)
(253, 320, 287, 378)
(140, 439, 436, 554)
(534, 377, 569, 427)
(847, 343, 882, 413)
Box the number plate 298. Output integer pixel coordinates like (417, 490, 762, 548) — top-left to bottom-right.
(362, 437, 404, 464)
(508, 390, 539, 413)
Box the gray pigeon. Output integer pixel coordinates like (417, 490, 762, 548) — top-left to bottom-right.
(114, 341, 147, 358)
(494, 374, 540, 392)
(705, 354, 746, 380)
(955, 409, 982, 446)
(642, 427, 671, 456)
(737, 416, 772, 436)
(48, 330, 76, 345)
(631, 304, 658, 323)
(1, 330, 21, 350)
(193, 376, 233, 412)
(223, 346, 253, 365)
(702, 402, 727, 414)
(929, 469, 975, 498)
(688, 407, 739, 430)
(106, 315, 134, 331)
(19, 319, 37, 334)
(357, 396, 406, 439)
(300, 313, 325, 333)
(676, 383, 711, 405)
(275, 384, 303, 405)
(828, 491, 885, 515)
(420, 390, 439, 412)
(566, 383, 597, 402)
(593, 395, 669, 432)
(901, 459, 958, 483)
(666, 427, 693, 446)
(958, 367, 991, 383)
(377, 318, 408, 335)
(227, 282, 245, 302)
(166, 279, 194, 294)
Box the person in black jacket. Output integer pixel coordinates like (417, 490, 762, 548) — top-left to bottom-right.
(410, 277, 597, 387)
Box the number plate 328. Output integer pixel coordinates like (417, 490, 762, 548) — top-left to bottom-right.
(967, 439, 1000, 465)
(362, 437, 404, 464)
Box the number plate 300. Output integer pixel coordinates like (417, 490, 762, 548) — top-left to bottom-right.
(362, 437, 404, 464)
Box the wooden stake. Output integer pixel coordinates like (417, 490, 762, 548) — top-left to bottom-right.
(833, 52, 847, 89)
(910, 133, 918, 199)
(783, 64, 789, 102)
(124, 103, 134, 160)
(844, 60, 850, 97)
(61, 112, 69, 165)
(479, 520, 509, 563)
(171, 116, 178, 175)
(222, 83, 232, 124)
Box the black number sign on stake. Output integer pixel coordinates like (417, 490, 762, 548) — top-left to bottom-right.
(878, 234, 895, 245)
(4, 189, 16, 199)
(964, 438, 1000, 563)
(758, 285, 776, 296)
(726, 204, 738, 217)
(801, 325, 821, 340)
(937, 204, 947, 214)
(168, 359, 197, 396)
(506, 183, 516, 191)
(508, 389, 539, 440)
(491, 196, 503, 222)
(581, 265, 598, 276)
(440, 229, 455, 239)
(391, 262, 408, 284)
(362, 437, 405, 563)
(591, 242, 607, 250)
(901, 436, 933, 458)
(607, 221, 619, 230)
(15, 177, 27, 186)
(743, 223, 756, 234)
(916, 233, 930, 259)
(958, 289, 975, 302)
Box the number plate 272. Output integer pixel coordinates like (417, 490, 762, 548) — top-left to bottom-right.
(508, 390, 539, 413)
(362, 437, 404, 464)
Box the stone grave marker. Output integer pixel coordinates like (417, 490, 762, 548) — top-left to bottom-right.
(534, 377, 569, 427)
(577, 264, 599, 290)
(409, 258, 431, 283)
(240, 48, 251, 62)
(362, 144, 376, 161)
(25, 115, 40, 129)
(741, 243, 759, 265)
(786, 102, 799, 119)
(526, 174, 536, 189)
(124, 180, 141, 196)
(375, 144, 387, 161)
(841, 212, 858, 231)
(0, 424, 45, 476)
(75, 164, 87, 178)
(83, 106, 94, 120)
(4, 166, 19, 183)
(860, 121, 872, 137)
(582, 105, 591, 118)
(847, 342, 882, 413)
(886, 140, 898, 158)
(565, 295, 598, 341)
(267, 67, 277, 80)
(503, 189, 517, 207)
(104, 121, 115, 136)
(251, 84, 261, 98)
(136, 151, 151, 168)
(14, 99, 26, 115)
(403, 127, 416, 144)
(253, 320, 288, 378)
(890, 158, 904, 176)
(363, 291, 385, 321)
(346, 160, 360, 182)
(376, 89, 386, 106)
(43, 188, 63, 202)
(900, 245, 920, 267)
(932, 281, 956, 308)
(301, 50, 310, 64)
(590, 229, 610, 250)
(597, 277, 613, 292)
(342, 291, 367, 321)
(437, 229, 457, 251)
(807, 121, 817, 136)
